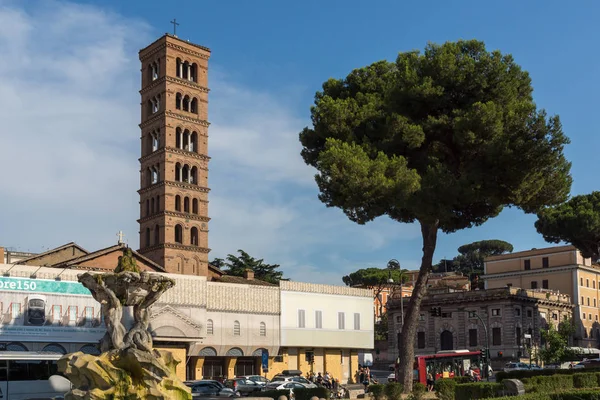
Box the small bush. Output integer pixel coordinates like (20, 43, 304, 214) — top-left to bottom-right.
(368, 384, 385, 400)
(573, 373, 598, 388)
(383, 382, 403, 400)
(454, 383, 503, 400)
(434, 379, 457, 400)
(532, 375, 574, 392)
(495, 367, 600, 382)
(450, 376, 471, 384)
(293, 387, 330, 400)
(251, 389, 290, 399)
(410, 382, 426, 400)
(549, 390, 600, 400)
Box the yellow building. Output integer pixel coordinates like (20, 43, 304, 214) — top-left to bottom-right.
(483, 245, 599, 347)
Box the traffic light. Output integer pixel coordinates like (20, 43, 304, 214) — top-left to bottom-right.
(497, 351, 503, 358)
(429, 307, 442, 317)
(480, 349, 487, 363)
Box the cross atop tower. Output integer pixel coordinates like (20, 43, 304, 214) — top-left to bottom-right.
(117, 230, 125, 245)
(170, 19, 180, 36)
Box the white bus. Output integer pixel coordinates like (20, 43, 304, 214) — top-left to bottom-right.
(0, 351, 71, 399)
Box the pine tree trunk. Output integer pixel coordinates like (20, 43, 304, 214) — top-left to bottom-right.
(399, 220, 439, 393)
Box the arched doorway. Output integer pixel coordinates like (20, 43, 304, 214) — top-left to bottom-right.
(440, 330, 453, 351)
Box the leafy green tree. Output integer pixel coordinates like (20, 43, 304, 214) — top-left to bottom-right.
(535, 192, 600, 262)
(342, 267, 408, 318)
(298, 40, 571, 391)
(539, 318, 576, 364)
(454, 240, 513, 276)
(375, 312, 389, 341)
(211, 250, 284, 284)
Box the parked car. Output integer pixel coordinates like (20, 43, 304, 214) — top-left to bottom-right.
(184, 380, 236, 397)
(224, 378, 263, 396)
(238, 375, 269, 386)
(503, 362, 530, 373)
(264, 381, 308, 396)
(268, 375, 317, 388)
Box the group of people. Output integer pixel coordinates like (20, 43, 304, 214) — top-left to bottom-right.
(357, 367, 378, 392)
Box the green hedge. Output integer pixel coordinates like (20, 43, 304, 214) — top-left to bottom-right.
(494, 390, 600, 400)
(368, 384, 385, 400)
(573, 372, 598, 388)
(434, 379, 457, 400)
(496, 367, 600, 382)
(293, 387, 330, 400)
(454, 383, 503, 400)
(383, 382, 403, 400)
(250, 389, 289, 399)
(450, 376, 472, 384)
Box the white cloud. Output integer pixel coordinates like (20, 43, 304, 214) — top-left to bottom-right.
(0, 0, 421, 283)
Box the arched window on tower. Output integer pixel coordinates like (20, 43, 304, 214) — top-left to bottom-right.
(151, 166, 158, 184)
(190, 63, 198, 82)
(146, 168, 152, 187)
(183, 129, 190, 151)
(146, 199, 150, 216)
(151, 197, 155, 214)
(174, 224, 183, 244)
(176, 127, 182, 149)
(155, 195, 160, 212)
(175, 195, 181, 212)
(190, 166, 198, 184)
(191, 98, 198, 114)
(152, 130, 159, 151)
(175, 162, 181, 182)
(192, 199, 198, 214)
(154, 224, 159, 245)
(190, 132, 197, 153)
(184, 197, 190, 213)
(183, 61, 190, 80)
(175, 93, 182, 110)
(234, 321, 241, 336)
(145, 228, 150, 247)
(182, 165, 190, 183)
(191, 227, 198, 246)
(183, 96, 190, 112)
(176, 58, 182, 78)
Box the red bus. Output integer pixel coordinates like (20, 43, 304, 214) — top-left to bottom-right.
(396, 350, 483, 385)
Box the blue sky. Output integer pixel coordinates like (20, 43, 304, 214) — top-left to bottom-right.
(0, 0, 598, 284)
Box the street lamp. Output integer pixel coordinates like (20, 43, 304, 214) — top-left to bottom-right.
(387, 259, 404, 330)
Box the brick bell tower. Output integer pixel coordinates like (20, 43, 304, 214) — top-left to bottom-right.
(137, 34, 211, 275)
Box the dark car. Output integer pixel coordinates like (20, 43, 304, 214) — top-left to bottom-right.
(238, 375, 269, 387)
(224, 378, 263, 396)
(184, 380, 236, 397)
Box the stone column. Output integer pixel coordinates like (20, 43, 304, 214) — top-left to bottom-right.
(194, 357, 205, 380)
(224, 357, 237, 379)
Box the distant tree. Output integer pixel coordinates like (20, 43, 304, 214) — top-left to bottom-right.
(453, 240, 514, 276)
(432, 259, 456, 273)
(539, 318, 576, 364)
(343, 267, 408, 317)
(299, 40, 571, 391)
(212, 250, 284, 284)
(535, 192, 600, 263)
(375, 312, 389, 341)
(210, 257, 226, 270)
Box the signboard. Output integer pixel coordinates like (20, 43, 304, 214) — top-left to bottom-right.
(261, 350, 269, 370)
(0, 276, 91, 296)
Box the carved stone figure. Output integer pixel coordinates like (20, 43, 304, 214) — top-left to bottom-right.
(58, 248, 190, 400)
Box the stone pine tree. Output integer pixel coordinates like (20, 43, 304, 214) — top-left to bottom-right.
(213, 250, 284, 284)
(535, 192, 600, 262)
(299, 40, 572, 391)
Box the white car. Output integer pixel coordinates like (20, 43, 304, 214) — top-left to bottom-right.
(503, 362, 530, 373)
(387, 373, 395, 383)
(264, 381, 310, 394)
(267, 376, 317, 388)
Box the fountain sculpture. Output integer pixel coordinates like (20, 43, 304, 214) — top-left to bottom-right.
(58, 248, 192, 399)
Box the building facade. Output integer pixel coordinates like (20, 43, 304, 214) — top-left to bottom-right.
(387, 287, 573, 366)
(277, 281, 373, 382)
(483, 245, 600, 347)
(137, 34, 212, 276)
(0, 262, 373, 383)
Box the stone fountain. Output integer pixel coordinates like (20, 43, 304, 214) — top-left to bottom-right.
(58, 248, 192, 400)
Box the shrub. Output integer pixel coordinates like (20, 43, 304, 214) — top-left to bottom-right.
(450, 376, 471, 384)
(383, 382, 403, 400)
(368, 384, 385, 400)
(549, 390, 600, 400)
(528, 375, 573, 393)
(454, 383, 503, 400)
(495, 367, 600, 382)
(573, 373, 598, 388)
(434, 379, 457, 400)
(411, 382, 427, 400)
(293, 387, 330, 400)
(251, 389, 290, 399)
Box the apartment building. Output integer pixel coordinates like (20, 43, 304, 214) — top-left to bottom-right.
(483, 245, 599, 347)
